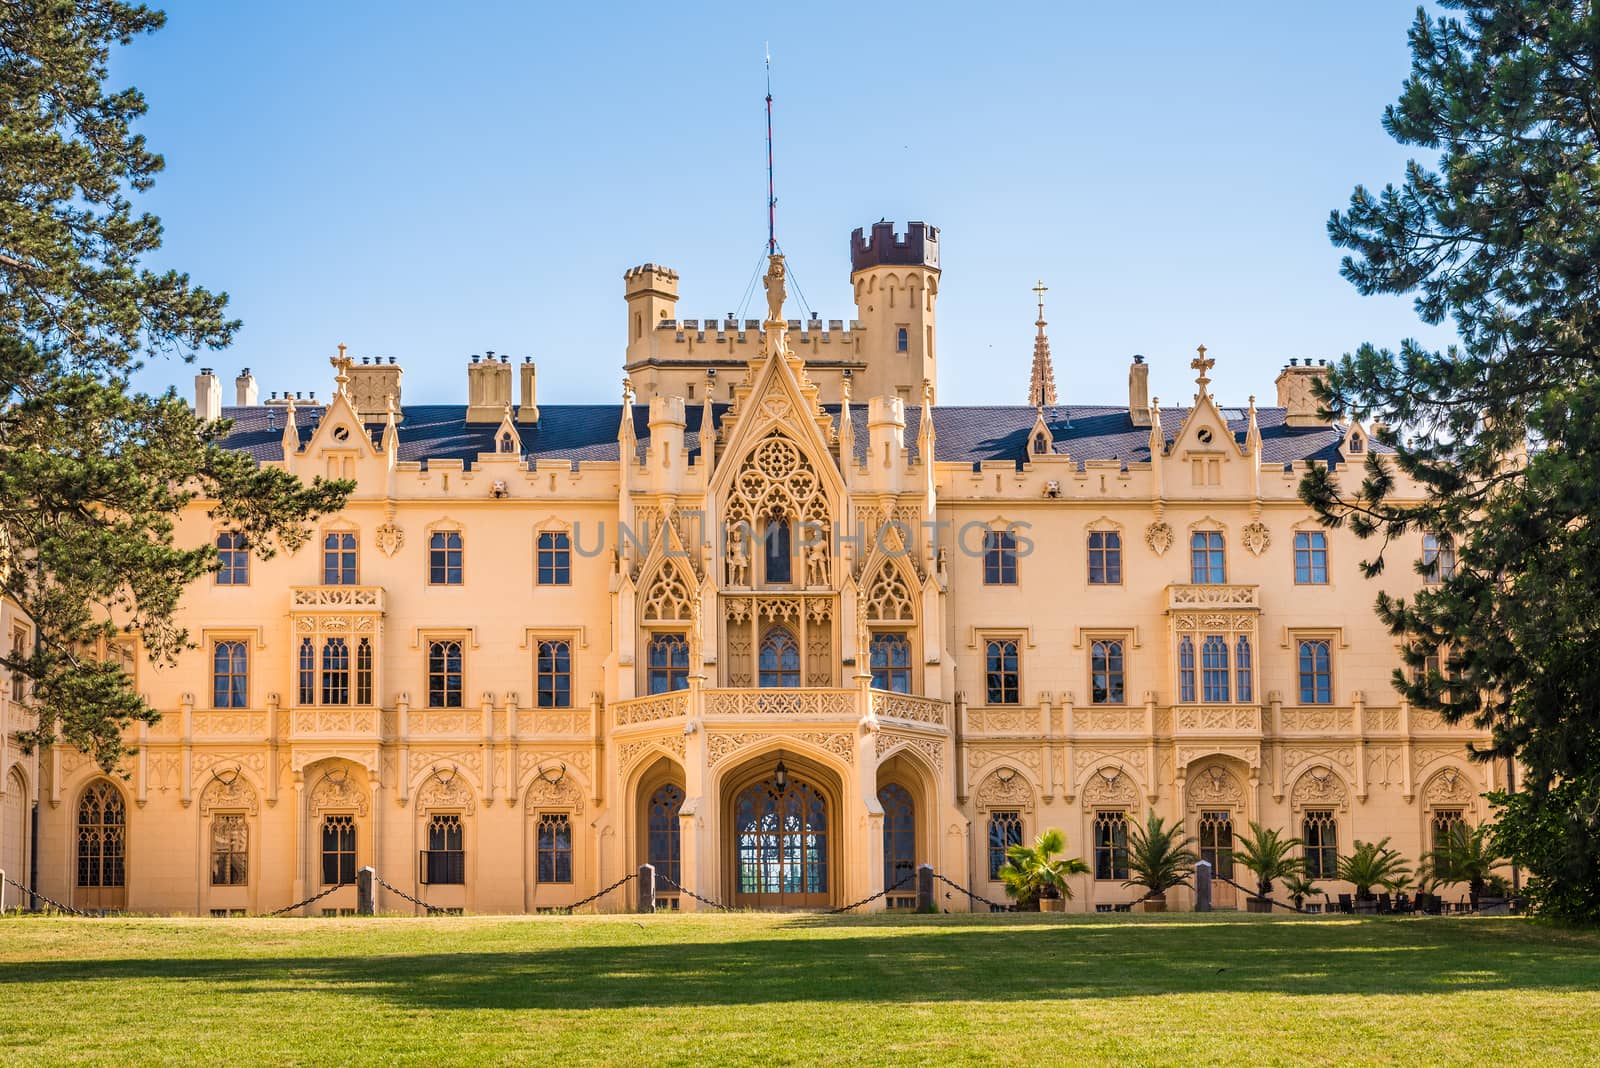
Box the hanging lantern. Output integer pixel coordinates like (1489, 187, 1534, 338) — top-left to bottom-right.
(773, 758, 789, 794)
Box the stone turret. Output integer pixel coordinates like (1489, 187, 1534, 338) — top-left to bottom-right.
(624, 264, 680, 364)
(851, 221, 940, 405)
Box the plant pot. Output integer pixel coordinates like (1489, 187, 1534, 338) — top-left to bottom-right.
(1353, 896, 1378, 914)
(1039, 897, 1065, 913)
(1142, 892, 1167, 913)
(1245, 897, 1274, 914)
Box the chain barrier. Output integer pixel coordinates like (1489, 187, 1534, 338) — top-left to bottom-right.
(1214, 873, 1309, 914)
(0, 871, 91, 916)
(932, 872, 1017, 912)
(552, 871, 637, 915)
(654, 872, 732, 912)
(374, 874, 452, 915)
(827, 871, 917, 914)
(264, 881, 348, 917)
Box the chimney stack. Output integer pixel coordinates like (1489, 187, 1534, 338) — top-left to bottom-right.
(1275, 359, 1330, 427)
(467, 352, 513, 423)
(1128, 355, 1150, 427)
(235, 367, 258, 407)
(194, 368, 221, 422)
(518, 358, 539, 424)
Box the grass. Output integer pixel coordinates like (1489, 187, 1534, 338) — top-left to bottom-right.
(1, 912, 1598, 1066)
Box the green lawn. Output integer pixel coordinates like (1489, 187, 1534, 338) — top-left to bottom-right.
(1, 912, 1597, 1066)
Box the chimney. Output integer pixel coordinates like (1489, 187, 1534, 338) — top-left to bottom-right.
(1128, 355, 1150, 427)
(345, 356, 403, 422)
(518, 358, 539, 424)
(1275, 358, 1330, 427)
(235, 367, 259, 407)
(194, 368, 221, 422)
(466, 352, 513, 423)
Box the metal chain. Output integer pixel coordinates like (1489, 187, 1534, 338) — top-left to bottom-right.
(374, 875, 451, 915)
(826, 871, 918, 914)
(0, 871, 91, 916)
(654, 872, 732, 912)
(552, 871, 637, 914)
(932, 872, 1017, 912)
(264, 881, 347, 917)
(1213, 873, 1309, 914)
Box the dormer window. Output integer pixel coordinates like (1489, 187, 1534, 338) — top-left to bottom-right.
(498, 432, 514, 454)
(1349, 434, 1364, 453)
(1032, 434, 1046, 455)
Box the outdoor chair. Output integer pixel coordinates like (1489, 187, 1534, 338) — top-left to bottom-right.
(1337, 893, 1353, 914)
(1394, 892, 1411, 913)
(1376, 892, 1393, 913)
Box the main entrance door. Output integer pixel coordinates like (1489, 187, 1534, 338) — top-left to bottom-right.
(1199, 809, 1236, 909)
(732, 778, 830, 908)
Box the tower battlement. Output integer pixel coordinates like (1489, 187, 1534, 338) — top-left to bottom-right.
(850, 221, 940, 273)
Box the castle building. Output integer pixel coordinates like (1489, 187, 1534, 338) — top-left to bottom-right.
(2, 222, 1495, 914)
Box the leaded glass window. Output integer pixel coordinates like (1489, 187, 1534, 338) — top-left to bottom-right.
(985, 639, 1019, 705)
(758, 626, 801, 688)
(1235, 636, 1253, 703)
(212, 641, 248, 709)
(76, 782, 125, 889)
(880, 783, 916, 899)
(1430, 809, 1465, 854)
(1201, 635, 1230, 703)
(1093, 810, 1129, 881)
(1091, 639, 1124, 704)
(320, 638, 350, 706)
(210, 814, 248, 886)
(870, 632, 912, 694)
(297, 638, 315, 705)
(1303, 810, 1337, 879)
(647, 783, 683, 887)
(987, 810, 1022, 879)
(1178, 636, 1196, 703)
(647, 633, 688, 694)
(427, 640, 463, 708)
(321, 814, 356, 885)
(1298, 639, 1332, 704)
(423, 813, 465, 885)
(536, 813, 573, 883)
(537, 640, 572, 708)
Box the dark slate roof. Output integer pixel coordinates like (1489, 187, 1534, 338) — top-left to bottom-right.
(214, 402, 1369, 470)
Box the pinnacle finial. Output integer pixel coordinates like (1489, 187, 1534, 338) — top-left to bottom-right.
(1027, 281, 1058, 409)
(330, 342, 353, 396)
(1191, 344, 1215, 397)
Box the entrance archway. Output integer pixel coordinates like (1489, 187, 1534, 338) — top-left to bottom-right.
(722, 753, 841, 909)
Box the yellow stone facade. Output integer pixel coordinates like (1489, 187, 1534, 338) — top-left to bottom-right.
(3, 222, 1496, 914)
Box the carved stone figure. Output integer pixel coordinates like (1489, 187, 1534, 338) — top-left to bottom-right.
(763, 254, 787, 323)
(805, 541, 829, 587)
(727, 525, 750, 586)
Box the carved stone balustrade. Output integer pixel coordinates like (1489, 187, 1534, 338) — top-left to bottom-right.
(1166, 584, 1259, 611)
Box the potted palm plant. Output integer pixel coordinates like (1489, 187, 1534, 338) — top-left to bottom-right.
(1281, 872, 1319, 913)
(1337, 838, 1412, 913)
(1122, 810, 1198, 912)
(1233, 822, 1306, 913)
(1422, 821, 1506, 912)
(997, 828, 1089, 912)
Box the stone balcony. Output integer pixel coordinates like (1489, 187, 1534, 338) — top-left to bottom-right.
(1165, 583, 1259, 611)
(611, 687, 950, 732)
(289, 585, 386, 612)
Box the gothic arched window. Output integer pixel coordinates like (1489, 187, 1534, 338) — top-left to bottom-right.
(758, 626, 801, 688)
(763, 517, 792, 585)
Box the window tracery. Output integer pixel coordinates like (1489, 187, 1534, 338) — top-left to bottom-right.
(724, 434, 831, 588)
(642, 558, 695, 621)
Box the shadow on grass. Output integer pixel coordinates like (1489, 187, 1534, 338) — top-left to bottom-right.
(1, 917, 1596, 1009)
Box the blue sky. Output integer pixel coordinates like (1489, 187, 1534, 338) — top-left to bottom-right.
(117, 1, 1451, 410)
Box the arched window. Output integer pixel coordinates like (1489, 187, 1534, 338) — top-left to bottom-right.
(1032, 434, 1046, 455)
(77, 782, 125, 891)
(647, 633, 689, 694)
(212, 640, 248, 709)
(1178, 636, 1196, 703)
(427, 640, 464, 708)
(879, 783, 916, 897)
(321, 638, 350, 705)
(870, 632, 912, 693)
(758, 626, 801, 688)
(1235, 636, 1253, 703)
(647, 783, 683, 887)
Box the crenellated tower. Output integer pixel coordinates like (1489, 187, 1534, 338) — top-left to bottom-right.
(850, 221, 940, 405)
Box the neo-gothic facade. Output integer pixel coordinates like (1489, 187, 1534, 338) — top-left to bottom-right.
(0, 222, 1497, 915)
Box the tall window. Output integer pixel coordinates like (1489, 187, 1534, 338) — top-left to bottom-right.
(76, 782, 125, 889)
(1430, 809, 1465, 854)
(427, 640, 464, 708)
(1298, 640, 1332, 704)
(423, 813, 465, 885)
(1093, 811, 1129, 881)
(1302, 810, 1338, 879)
(763, 519, 792, 584)
(870, 632, 912, 693)
(537, 640, 572, 708)
(215, 532, 249, 585)
(9, 626, 25, 702)
(647, 784, 683, 887)
(1201, 635, 1230, 703)
(321, 638, 350, 705)
(1088, 531, 1122, 585)
(1235, 636, 1253, 703)
(355, 638, 373, 705)
(1294, 531, 1328, 585)
(1178, 636, 1197, 703)
(537, 531, 571, 585)
(880, 783, 917, 897)
(983, 531, 1018, 585)
(322, 532, 357, 585)
(758, 626, 801, 688)
(1190, 531, 1225, 584)
(987, 810, 1023, 879)
(896, 327, 908, 352)
(984, 639, 1019, 704)
(298, 638, 315, 705)
(1090, 640, 1124, 704)
(647, 633, 689, 694)
(210, 814, 248, 885)
(536, 813, 573, 883)
(429, 531, 463, 585)
(321, 814, 356, 885)
(212, 641, 248, 709)
(1422, 533, 1456, 585)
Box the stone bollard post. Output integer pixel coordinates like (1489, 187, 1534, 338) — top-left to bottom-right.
(357, 866, 376, 916)
(917, 864, 935, 912)
(1194, 859, 1212, 912)
(638, 864, 656, 914)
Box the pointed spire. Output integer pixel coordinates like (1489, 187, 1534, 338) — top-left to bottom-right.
(280, 395, 299, 457)
(1027, 280, 1058, 409)
(381, 392, 399, 454)
(918, 377, 936, 452)
(618, 377, 637, 455)
(700, 372, 716, 469)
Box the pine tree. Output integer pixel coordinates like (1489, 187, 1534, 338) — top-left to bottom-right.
(1302, 1, 1600, 921)
(0, 3, 350, 769)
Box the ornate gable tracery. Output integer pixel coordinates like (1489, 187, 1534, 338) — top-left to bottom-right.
(863, 564, 916, 622)
(642, 557, 696, 622)
(1291, 765, 1350, 812)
